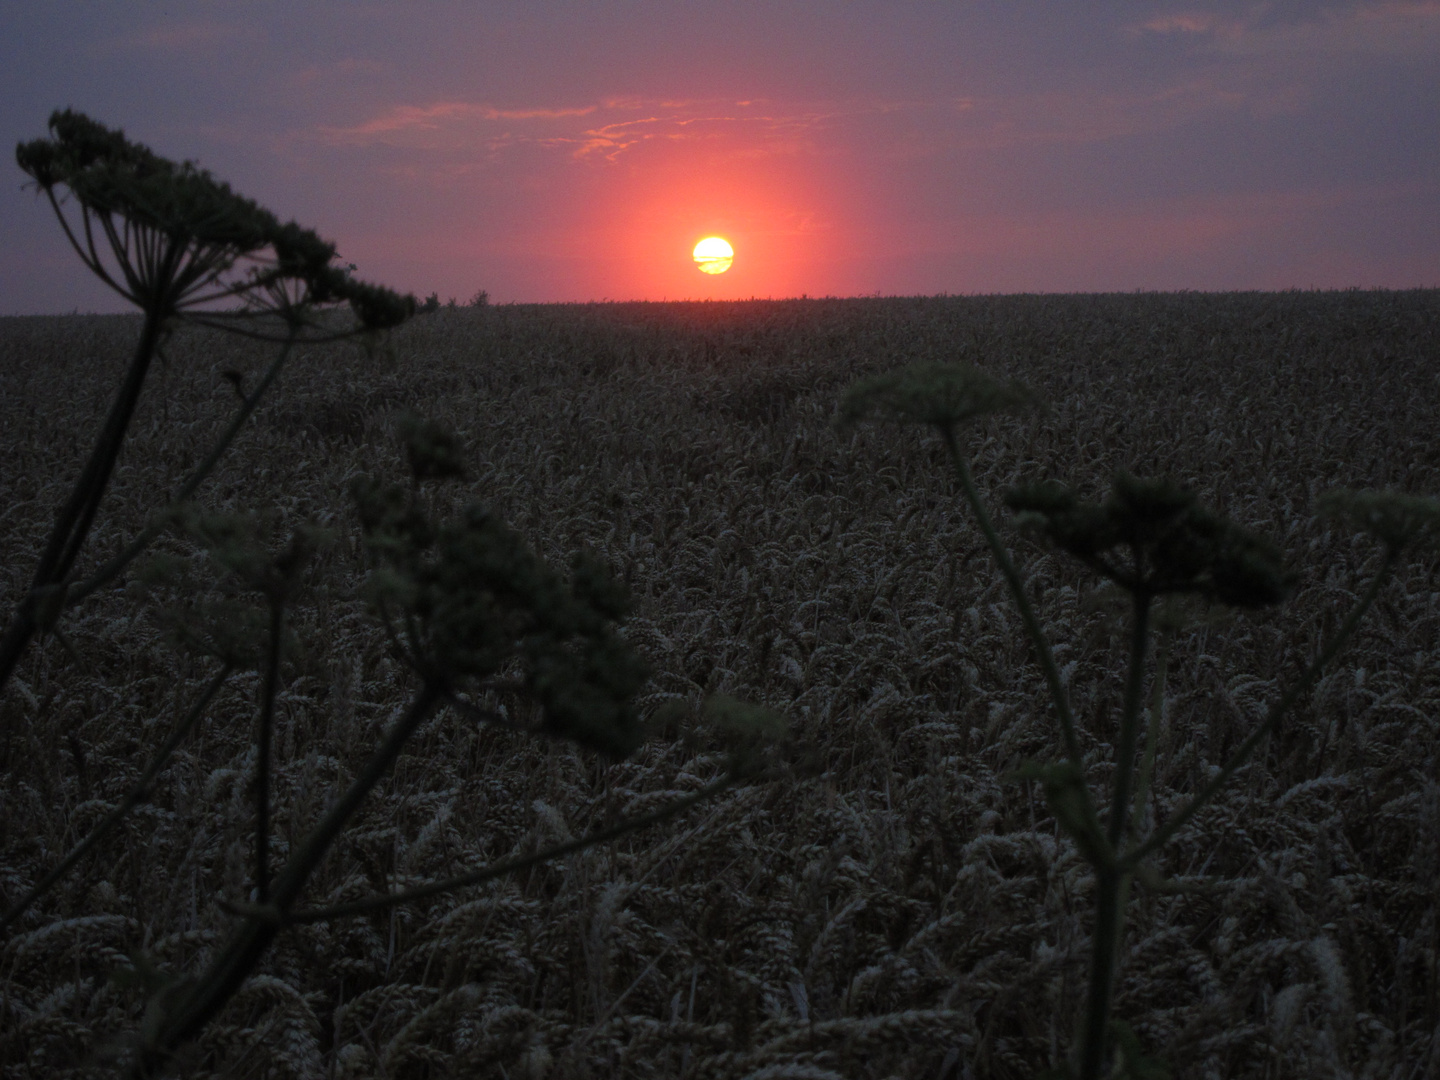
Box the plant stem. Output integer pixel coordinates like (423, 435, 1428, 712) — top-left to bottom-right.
(134, 680, 444, 1077)
(1131, 623, 1171, 838)
(68, 330, 299, 606)
(283, 772, 739, 923)
(1079, 866, 1122, 1080)
(940, 425, 1085, 768)
(1107, 592, 1152, 851)
(1124, 548, 1396, 868)
(0, 664, 232, 935)
(253, 597, 284, 904)
(0, 297, 173, 695)
(1072, 591, 1150, 1080)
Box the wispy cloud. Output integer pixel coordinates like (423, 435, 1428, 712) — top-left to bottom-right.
(1138, 12, 1248, 39)
(287, 57, 390, 90)
(1133, 2, 1440, 56)
(90, 23, 251, 55)
(303, 15, 1430, 187)
(335, 101, 600, 140)
(318, 96, 840, 162)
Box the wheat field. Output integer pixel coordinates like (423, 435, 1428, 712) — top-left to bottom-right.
(1, 290, 1438, 1078)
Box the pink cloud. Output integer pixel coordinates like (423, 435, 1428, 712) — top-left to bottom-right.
(318, 97, 835, 162)
(330, 101, 598, 140)
(90, 23, 249, 54)
(1140, 12, 1245, 38)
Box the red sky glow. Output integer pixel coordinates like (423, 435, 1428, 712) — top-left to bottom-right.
(1, 2, 1437, 311)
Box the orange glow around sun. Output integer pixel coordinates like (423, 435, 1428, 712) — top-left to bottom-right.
(600, 154, 836, 299)
(692, 236, 734, 274)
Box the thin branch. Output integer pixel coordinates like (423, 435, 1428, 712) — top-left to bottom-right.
(180, 314, 361, 345)
(46, 194, 109, 290)
(0, 664, 232, 935)
(1130, 620, 1172, 837)
(281, 773, 739, 923)
(68, 330, 299, 605)
(134, 681, 446, 1075)
(97, 211, 145, 300)
(176, 270, 281, 308)
(941, 424, 1086, 768)
(129, 217, 149, 285)
(1106, 590, 1152, 851)
(253, 598, 284, 903)
(52, 287, 174, 579)
(1078, 865, 1122, 1079)
(0, 303, 169, 694)
(79, 205, 108, 274)
(170, 245, 243, 303)
(442, 690, 568, 743)
(1123, 548, 1397, 868)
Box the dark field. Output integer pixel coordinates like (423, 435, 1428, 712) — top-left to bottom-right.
(2, 290, 1439, 1078)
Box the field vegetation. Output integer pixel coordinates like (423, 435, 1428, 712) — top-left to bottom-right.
(2, 288, 1439, 1077)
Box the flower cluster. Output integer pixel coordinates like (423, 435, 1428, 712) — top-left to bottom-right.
(351, 420, 649, 758)
(16, 109, 413, 329)
(1318, 488, 1440, 552)
(1006, 473, 1293, 607)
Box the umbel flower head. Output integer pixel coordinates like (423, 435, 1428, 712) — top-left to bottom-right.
(15, 109, 413, 331)
(1318, 489, 1440, 552)
(840, 362, 1035, 429)
(398, 414, 468, 482)
(352, 419, 648, 758)
(135, 511, 325, 669)
(354, 483, 649, 758)
(1006, 473, 1293, 607)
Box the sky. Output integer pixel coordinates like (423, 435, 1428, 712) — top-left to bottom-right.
(1, 1, 1437, 312)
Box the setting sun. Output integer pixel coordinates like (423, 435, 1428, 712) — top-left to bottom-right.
(693, 236, 734, 275)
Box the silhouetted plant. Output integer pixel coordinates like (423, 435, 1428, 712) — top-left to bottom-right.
(110, 418, 777, 1075)
(0, 110, 415, 695)
(842, 361, 1431, 1079)
(3, 111, 786, 1074)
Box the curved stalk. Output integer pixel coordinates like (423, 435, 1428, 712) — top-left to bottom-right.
(253, 598, 284, 903)
(1124, 548, 1396, 868)
(68, 330, 298, 606)
(940, 425, 1086, 770)
(1131, 623, 1171, 837)
(1107, 592, 1152, 851)
(133, 680, 444, 1077)
(0, 664, 232, 935)
(1078, 867, 1122, 1080)
(1074, 590, 1152, 1079)
(282, 773, 738, 923)
(0, 288, 175, 695)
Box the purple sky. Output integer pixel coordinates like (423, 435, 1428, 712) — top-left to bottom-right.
(2, 2, 1437, 312)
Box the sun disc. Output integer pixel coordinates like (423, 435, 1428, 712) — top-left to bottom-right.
(693, 236, 734, 274)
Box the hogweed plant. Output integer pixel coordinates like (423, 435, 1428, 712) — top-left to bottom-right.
(841, 361, 1436, 1079)
(4, 110, 782, 1074)
(0, 110, 414, 695)
(3, 412, 777, 1074)
(118, 418, 777, 1075)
